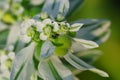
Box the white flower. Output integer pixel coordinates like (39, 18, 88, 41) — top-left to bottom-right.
(20, 19, 35, 43)
(11, 3, 24, 15)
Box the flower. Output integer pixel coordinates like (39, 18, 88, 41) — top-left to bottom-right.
(20, 13, 84, 42)
(20, 19, 36, 43)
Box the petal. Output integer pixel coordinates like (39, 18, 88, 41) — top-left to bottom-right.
(53, 22, 59, 31)
(40, 33, 48, 41)
(70, 23, 83, 32)
(21, 35, 31, 43)
(35, 21, 45, 32)
(42, 18, 52, 25)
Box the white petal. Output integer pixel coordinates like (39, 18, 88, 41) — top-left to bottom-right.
(40, 33, 48, 41)
(70, 23, 83, 32)
(21, 35, 31, 43)
(42, 18, 52, 25)
(35, 21, 45, 32)
(66, 23, 70, 28)
(53, 22, 59, 31)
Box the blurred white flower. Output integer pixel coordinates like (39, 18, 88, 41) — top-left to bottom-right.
(11, 3, 24, 15)
(0, 54, 9, 72)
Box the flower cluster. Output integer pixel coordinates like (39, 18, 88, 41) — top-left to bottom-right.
(0, 50, 15, 79)
(20, 12, 83, 43)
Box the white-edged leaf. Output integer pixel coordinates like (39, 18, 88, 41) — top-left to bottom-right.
(76, 50, 102, 64)
(38, 61, 56, 80)
(40, 40, 55, 58)
(73, 38, 99, 48)
(72, 19, 111, 44)
(67, 0, 84, 17)
(0, 29, 9, 48)
(72, 38, 98, 53)
(42, 0, 69, 17)
(64, 53, 109, 77)
(6, 25, 20, 46)
(5, 24, 20, 51)
(10, 42, 35, 80)
(69, 23, 83, 32)
(50, 55, 74, 80)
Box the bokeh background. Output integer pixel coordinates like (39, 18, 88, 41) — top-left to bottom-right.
(68, 0, 120, 80)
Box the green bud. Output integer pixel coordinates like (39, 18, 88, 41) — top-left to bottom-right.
(56, 14, 64, 21)
(54, 35, 72, 57)
(40, 12, 49, 20)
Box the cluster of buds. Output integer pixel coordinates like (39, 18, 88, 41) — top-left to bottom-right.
(0, 50, 15, 79)
(20, 12, 83, 43)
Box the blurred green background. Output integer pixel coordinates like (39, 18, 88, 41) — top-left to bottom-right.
(68, 0, 120, 80)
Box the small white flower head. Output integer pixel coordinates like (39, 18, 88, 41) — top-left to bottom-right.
(40, 12, 49, 20)
(20, 19, 36, 43)
(11, 2, 24, 15)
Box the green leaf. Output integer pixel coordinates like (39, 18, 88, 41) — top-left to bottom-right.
(50, 55, 74, 80)
(64, 53, 109, 77)
(40, 40, 55, 59)
(0, 29, 9, 49)
(73, 19, 111, 44)
(67, 0, 84, 17)
(42, 0, 69, 17)
(71, 38, 98, 53)
(10, 43, 35, 80)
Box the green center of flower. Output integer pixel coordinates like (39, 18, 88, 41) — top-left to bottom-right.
(27, 26, 36, 37)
